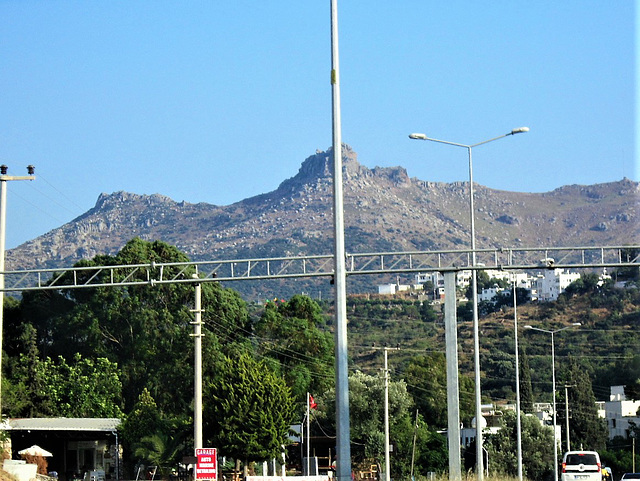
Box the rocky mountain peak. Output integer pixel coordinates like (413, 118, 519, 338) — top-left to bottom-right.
(276, 144, 364, 192)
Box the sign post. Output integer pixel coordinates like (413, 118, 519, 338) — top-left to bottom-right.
(195, 448, 217, 481)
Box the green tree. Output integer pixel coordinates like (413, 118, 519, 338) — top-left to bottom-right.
(19, 238, 249, 418)
(133, 432, 185, 472)
(519, 347, 534, 414)
(558, 359, 608, 452)
(419, 300, 438, 322)
(624, 379, 640, 401)
(408, 417, 448, 475)
(3, 322, 51, 417)
(313, 370, 448, 478)
(120, 388, 163, 453)
(254, 295, 334, 401)
(24, 353, 122, 418)
(615, 247, 640, 281)
(206, 351, 296, 465)
(50, 354, 124, 417)
(10, 353, 123, 417)
(484, 409, 555, 480)
(405, 352, 476, 428)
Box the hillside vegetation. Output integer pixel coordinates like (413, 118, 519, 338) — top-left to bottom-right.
(342, 278, 640, 407)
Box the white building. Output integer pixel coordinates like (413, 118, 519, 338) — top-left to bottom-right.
(378, 284, 398, 295)
(414, 272, 445, 300)
(597, 385, 640, 439)
(534, 268, 581, 302)
(377, 283, 411, 295)
(478, 285, 507, 302)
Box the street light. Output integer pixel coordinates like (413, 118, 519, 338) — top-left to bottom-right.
(409, 127, 529, 480)
(512, 276, 523, 481)
(524, 322, 581, 481)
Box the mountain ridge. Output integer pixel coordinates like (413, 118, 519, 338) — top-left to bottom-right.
(7, 145, 639, 271)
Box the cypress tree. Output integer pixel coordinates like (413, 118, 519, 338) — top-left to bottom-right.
(519, 347, 534, 413)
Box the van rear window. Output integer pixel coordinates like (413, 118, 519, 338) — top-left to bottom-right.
(566, 454, 598, 465)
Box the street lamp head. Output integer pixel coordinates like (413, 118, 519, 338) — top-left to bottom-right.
(510, 127, 530, 135)
(524, 325, 533, 329)
(409, 133, 427, 140)
(571, 322, 581, 327)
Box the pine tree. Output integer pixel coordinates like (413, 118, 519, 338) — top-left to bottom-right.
(207, 351, 296, 464)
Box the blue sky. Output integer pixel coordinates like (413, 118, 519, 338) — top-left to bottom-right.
(1, 1, 636, 249)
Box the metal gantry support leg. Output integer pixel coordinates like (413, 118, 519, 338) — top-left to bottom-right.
(444, 271, 462, 481)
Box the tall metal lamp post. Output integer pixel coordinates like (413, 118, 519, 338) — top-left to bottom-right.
(512, 275, 523, 481)
(409, 127, 529, 480)
(524, 323, 581, 481)
(0, 165, 36, 418)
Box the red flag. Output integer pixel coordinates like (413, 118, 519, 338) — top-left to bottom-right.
(309, 394, 317, 410)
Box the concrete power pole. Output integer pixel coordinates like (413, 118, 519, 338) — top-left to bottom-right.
(564, 384, 575, 453)
(0, 165, 35, 417)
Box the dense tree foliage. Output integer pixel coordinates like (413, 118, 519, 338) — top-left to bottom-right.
(313, 370, 448, 478)
(404, 352, 475, 427)
(6, 349, 123, 418)
(616, 247, 640, 281)
(558, 358, 609, 452)
(206, 351, 296, 462)
(120, 389, 161, 447)
(12, 238, 249, 417)
(484, 410, 555, 480)
(4, 238, 255, 471)
(254, 295, 334, 402)
(34, 354, 123, 417)
(518, 348, 534, 414)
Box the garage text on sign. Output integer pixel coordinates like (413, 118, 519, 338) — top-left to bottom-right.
(195, 448, 217, 481)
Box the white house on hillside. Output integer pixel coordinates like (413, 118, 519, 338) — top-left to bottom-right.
(534, 268, 581, 302)
(597, 385, 640, 439)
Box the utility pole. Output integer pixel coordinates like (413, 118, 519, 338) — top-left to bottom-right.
(371, 345, 400, 481)
(383, 347, 398, 481)
(0, 165, 35, 417)
(410, 409, 419, 481)
(190, 276, 204, 450)
(564, 384, 575, 453)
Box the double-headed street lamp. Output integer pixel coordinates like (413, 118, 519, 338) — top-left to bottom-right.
(409, 127, 529, 480)
(524, 323, 581, 481)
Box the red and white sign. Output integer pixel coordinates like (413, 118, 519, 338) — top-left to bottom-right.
(195, 448, 217, 480)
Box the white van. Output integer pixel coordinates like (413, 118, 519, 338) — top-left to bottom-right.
(561, 451, 602, 481)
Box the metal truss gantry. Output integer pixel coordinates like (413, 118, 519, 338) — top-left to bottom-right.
(3, 244, 639, 292)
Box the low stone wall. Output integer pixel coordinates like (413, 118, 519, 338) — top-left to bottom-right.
(3, 460, 37, 481)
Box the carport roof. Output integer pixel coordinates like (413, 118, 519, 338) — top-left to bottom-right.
(3, 418, 121, 432)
